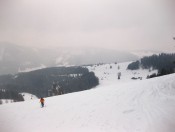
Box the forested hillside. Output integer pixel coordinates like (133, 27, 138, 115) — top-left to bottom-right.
(0, 67, 99, 101)
(127, 53, 175, 77)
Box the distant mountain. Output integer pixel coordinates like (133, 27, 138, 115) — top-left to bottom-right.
(0, 42, 46, 75)
(0, 42, 138, 75)
(130, 50, 162, 58)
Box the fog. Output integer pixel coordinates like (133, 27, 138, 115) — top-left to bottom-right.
(0, 0, 174, 52)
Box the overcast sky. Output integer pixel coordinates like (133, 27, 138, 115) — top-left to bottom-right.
(0, 0, 174, 51)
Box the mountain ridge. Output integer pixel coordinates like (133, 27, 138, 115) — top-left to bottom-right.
(0, 42, 138, 75)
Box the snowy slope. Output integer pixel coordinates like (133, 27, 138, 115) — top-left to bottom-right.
(20, 93, 38, 101)
(1, 72, 175, 132)
(0, 93, 38, 105)
(86, 62, 157, 85)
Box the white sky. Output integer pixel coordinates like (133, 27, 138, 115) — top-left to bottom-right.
(0, 0, 174, 51)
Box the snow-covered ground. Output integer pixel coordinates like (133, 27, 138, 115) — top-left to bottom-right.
(0, 62, 175, 132)
(0, 99, 14, 104)
(20, 93, 38, 101)
(86, 62, 157, 85)
(0, 93, 38, 105)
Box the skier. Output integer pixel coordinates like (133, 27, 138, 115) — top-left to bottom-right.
(40, 97, 45, 107)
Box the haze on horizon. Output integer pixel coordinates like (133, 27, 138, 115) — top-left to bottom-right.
(0, 0, 175, 52)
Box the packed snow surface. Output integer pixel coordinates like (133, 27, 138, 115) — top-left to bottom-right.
(0, 63, 175, 132)
(20, 93, 38, 101)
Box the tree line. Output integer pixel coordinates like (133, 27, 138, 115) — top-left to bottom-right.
(127, 53, 175, 77)
(0, 66, 99, 100)
(0, 89, 24, 103)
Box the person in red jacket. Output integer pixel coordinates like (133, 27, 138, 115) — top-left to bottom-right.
(40, 98, 45, 107)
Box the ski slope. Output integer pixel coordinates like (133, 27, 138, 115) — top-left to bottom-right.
(86, 62, 157, 85)
(0, 64, 175, 132)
